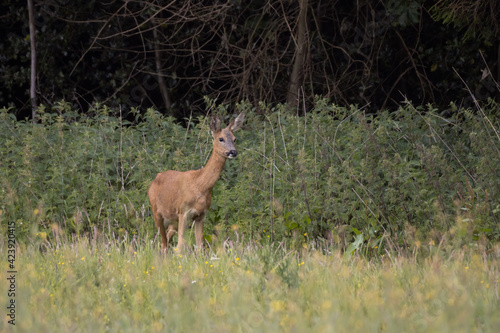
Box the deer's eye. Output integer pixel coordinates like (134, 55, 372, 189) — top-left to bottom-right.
(218, 138, 224, 142)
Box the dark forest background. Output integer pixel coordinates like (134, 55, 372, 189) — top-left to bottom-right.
(1, 0, 499, 120)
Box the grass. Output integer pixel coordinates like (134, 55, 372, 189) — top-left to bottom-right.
(2, 238, 499, 332)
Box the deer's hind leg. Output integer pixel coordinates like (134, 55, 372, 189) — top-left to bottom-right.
(153, 211, 169, 254)
(166, 224, 176, 244)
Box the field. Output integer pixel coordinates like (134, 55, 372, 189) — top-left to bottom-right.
(0, 239, 499, 332)
(1, 100, 500, 331)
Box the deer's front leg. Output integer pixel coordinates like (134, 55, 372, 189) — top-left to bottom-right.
(194, 214, 205, 252)
(176, 213, 187, 252)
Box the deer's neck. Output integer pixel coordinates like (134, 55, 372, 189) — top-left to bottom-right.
(196, 149, 227, 193)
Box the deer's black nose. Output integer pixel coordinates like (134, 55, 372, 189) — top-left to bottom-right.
(226, 150, 237, 158)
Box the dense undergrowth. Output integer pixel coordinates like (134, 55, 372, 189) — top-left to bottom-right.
(1, 99, 499, 255)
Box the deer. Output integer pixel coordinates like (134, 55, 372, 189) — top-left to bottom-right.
(148, 112, 245, 254)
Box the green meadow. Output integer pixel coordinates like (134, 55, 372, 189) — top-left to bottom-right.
(1, 100, 499, 331)
(2, 239, 500, 332)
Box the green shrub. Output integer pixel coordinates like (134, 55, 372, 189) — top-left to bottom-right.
(1, 99, 499, 253)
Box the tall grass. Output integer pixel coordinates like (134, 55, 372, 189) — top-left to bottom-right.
(1, 238, 499, 332)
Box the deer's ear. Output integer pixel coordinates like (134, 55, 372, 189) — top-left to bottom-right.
(210, 115, 221, 135)
(227, 113, 245, 132)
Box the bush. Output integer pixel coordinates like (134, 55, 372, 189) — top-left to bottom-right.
(1, 99, 499, 254)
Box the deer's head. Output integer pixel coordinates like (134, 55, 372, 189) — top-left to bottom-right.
(210, 113, 245, 159)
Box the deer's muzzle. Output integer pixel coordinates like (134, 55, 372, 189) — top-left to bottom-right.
(226, 150, 237, 158)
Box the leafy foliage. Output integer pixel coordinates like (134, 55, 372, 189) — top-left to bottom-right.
(1, 99, 499, 254)
(430, 0, 500, 42)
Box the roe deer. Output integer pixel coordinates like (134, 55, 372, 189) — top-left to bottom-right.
(148, 113, 245, 253)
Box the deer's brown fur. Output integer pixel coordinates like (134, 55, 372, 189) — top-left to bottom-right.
(148, 113, 245, 253)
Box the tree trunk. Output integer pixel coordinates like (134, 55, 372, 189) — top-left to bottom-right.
(497, 38, 500, 89)
(153, 27, 172, 111)
(287, 0, 309, 107)
(27, 0, 37, 122)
